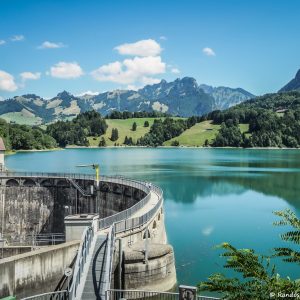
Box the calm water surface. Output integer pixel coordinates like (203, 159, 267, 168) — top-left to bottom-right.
(6, 148, 300, 285)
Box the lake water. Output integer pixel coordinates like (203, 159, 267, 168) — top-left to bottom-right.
(5, 148, 300, 286)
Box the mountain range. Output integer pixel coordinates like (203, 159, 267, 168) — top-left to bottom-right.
(0, 77, 256, 124)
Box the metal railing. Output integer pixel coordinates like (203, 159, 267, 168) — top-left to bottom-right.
(114, 186, 163, 233)
(99, 193, 151, 229)
(21, 290, 68, 300)
(69, 220, 96, 299)
(99, 184, 162, 232)
(3, 233, 65, 246)
(106, 289, 220, 300)
(29, 233, 65, 246)
(0, 171, 151, 194)
(68, 178, 91, 196)
(102, 225, 115, 294)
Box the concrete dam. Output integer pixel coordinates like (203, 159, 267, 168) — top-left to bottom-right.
(0, 172, 177, 299)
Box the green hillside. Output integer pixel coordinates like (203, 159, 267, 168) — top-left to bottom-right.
(1, 111, 42, 126)
(88, 118, 158, 146)
(163, 121, 220, 146)
(163, 121, 249, 147)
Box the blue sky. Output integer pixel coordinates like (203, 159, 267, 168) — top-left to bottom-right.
(0, 0, 299, 99)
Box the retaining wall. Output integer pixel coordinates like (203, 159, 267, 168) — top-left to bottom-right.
(0, 240, 80, 299)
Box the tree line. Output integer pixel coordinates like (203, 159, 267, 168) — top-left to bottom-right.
(0, 118, 57, 150)
(106, 110, 170, 119)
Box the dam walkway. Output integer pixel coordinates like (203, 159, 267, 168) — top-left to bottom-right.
(81, 234, 108, 300)
(69, 182, 162, 300)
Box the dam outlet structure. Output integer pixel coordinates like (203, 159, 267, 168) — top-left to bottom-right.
(0, 171, 177, 299)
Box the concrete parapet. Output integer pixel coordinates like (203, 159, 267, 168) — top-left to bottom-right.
(0, 240, 80, 299)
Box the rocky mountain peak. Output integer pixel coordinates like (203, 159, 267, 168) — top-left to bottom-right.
(56, 91, 74, 99)
(279, 69, 300, 92)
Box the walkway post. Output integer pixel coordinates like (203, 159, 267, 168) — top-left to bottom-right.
(118, 238, 123, 289)
(144, 226, 149, 265)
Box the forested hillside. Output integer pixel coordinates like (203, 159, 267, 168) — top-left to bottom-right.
(202, 91, 300, 147)
(0, 118, 57, 150)
(46, 111, 107, 147)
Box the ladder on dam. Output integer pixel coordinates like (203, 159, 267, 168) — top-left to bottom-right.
(81, 233, 109, 300)
(69, 178, 91, 196)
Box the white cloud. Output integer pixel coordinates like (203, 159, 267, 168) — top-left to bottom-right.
(160, 36, 167, 40)
(49, 62, 84, 79)
(20, 72, 41, 81)
(10, 35, 25, 42)
(91, 56, 165, 85)
(126, 85, 140, 91)
(0, 40, 6, 46)
(0, 70, 18, 92)
(141, 77, 161, 85)
(115, 39, 162, 57)
(38, 41, 66, 49)
(76, 90, 99, 97)
(171, 68, 180, 74)
(203, 47, 216, 56)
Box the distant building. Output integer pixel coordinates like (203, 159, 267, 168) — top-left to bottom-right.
(0, 137, 6, 171)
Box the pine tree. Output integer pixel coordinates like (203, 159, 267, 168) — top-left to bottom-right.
(110, 128, 119, 141)
(98, 137, 106, 147)
(132, 122, 137, 131)
(144, 120, 149, 127)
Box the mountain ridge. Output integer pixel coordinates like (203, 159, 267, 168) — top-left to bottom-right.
(279, 69, 300, 92)
(0, 77, 255, 124)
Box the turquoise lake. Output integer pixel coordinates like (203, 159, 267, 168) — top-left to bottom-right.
(5, 148, 300, 286)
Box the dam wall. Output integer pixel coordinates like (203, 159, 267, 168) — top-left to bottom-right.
(0, 176, 146, 244)
(0, 240, 80, 299)
(0, 173, 176, 298)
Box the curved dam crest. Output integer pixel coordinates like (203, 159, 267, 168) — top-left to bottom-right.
(0, 172, 177, 299)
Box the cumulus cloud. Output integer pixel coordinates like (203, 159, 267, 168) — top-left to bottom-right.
(76, 90, 99, 97)
(114, 39, 162, 57)
(20, 72, 41, 82)
(49, 62, 84, 79)
(171, 68, 180, 74)
(10, 35, 25, 42)
(0, 70, 18, 92)
(141, 77, 161, 85)
(0, 40, 6, 46)
(203, 47, 216, 56)
(91, 56, 165, 85)
(38, 41, 66, 49)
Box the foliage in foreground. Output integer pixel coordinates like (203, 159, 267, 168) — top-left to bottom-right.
(199, 209, 300, 299)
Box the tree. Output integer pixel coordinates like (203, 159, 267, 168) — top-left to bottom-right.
(199, 209, 300, 299)
(144, 120, 150, 127)
(171, 140, 179, 146)
(132, 122, 137, 131)
(98, 137, 106, 147)
(110, 128, 119, 141)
